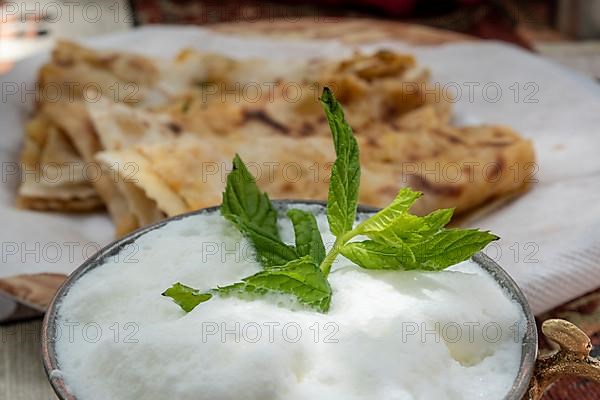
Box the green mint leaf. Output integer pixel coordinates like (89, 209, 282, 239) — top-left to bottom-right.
(162, 283, 213, 312)
(340, 240, 416, 270)
(221, 154, 280, 238)
(410, 229, 499, 270)
(221, 154, 297, 268)
(353, 188, 454, 246)
(421, 208, 454, 233)
(164, 257, 332, 313)
(287, 209, 326, 265)
(229, 216, 298, 268)
(343, 229, 497, 271)
(320, 88, 361, 238)
(363, 208, 455, 245)
(356, 187, 422, 234)
(216, 256, 332, 313)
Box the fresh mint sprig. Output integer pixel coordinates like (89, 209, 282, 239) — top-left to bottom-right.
(337, 189, 497, 270)
(163, 153, 331, 311)
(221, 154, 279, 237)
(163, 88, 498, 314)
(163, 257, 331, 313)
(287, 209, 326, 265)
(320, 88, 361, 239)
(221, 154, 297, 268)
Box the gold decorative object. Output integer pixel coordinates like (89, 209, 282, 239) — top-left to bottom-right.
(525, 319, 600, 399)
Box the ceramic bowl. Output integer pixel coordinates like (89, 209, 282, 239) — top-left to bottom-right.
(41, 201, 537, 400)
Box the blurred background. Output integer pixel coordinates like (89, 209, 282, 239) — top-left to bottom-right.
(1, 0, 600, 78)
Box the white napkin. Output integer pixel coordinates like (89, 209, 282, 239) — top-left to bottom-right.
(1, 26, 599, 315)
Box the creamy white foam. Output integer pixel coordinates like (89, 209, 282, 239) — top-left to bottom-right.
(55, 204, 525, 400)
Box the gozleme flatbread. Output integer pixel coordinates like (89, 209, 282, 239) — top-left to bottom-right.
(359, 125, 536, 213)
(40, 101, 138, 236)
(38, 41, 309, 108)
(160, 51, 450, 138)
(95, 149, 189, 219)
(87, 100, 191, 224)
(16, 114, 103, 212)
(80, 49, 447, 232)
(96, 126, 534, 217)
(100, 158, 166, 227)
(18, 40, 165, 219)
(85, 100, 441, 222)
(37, 40, 161, 106)
(86, 99, 182, 150)
(89, 90, 532, 219)
(23, 98, 185, 232)
(313, 50, 452, 129)
(18, 40, 534, 238)
(16, 43, 302, 215)
(158, 48, 310, 96)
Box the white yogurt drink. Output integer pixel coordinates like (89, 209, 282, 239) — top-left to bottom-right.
(54, 204, 526, 400)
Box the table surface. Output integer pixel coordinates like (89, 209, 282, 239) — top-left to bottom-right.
(1, 320, 57, 400)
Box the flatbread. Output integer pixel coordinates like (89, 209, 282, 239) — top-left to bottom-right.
(97, 126, 534, 217)
(18, 39, 167, 218)
(16, 196, 103, 212)
(18, 42, 315, 224)
(40, 101, 138, 236)
(19, 40, 535, 237)
(157, 50, 452, 139)
(158, 48, 310, 97)
(86, 99, 181, 150)
(87, 100, 193, 221)
(104, 162, 166, 227)
(16, 114, 103, 212)
(95, 149, 188, 218)
(37, 40, 160, 106)
(359, 125, 536, 214)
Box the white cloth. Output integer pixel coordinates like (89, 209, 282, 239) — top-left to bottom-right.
(1, 26, 599, 315)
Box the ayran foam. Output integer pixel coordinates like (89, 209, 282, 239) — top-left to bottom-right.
(55, 204, 525, 400)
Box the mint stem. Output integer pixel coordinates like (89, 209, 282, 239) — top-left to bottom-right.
(319, 228, 361, 277)
(320, 237, 343, 277)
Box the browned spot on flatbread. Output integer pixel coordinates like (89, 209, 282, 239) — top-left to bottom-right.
(165, 122, 183, 135)
(366, 137, 380, 147)
(54, 58, 74, 68)
(484, 156, 505, 182)
(243, 109, 290, 134)
(431, 128, 466, 145)
(477, 140, 515, 147)
(298, 122, 314, 137)
(281, 181, 294, 192)
(96, 54, 119, 67)
(409, 174, 463, 197)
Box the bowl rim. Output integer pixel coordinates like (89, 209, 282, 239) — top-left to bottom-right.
(41, 200, 537, 400)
